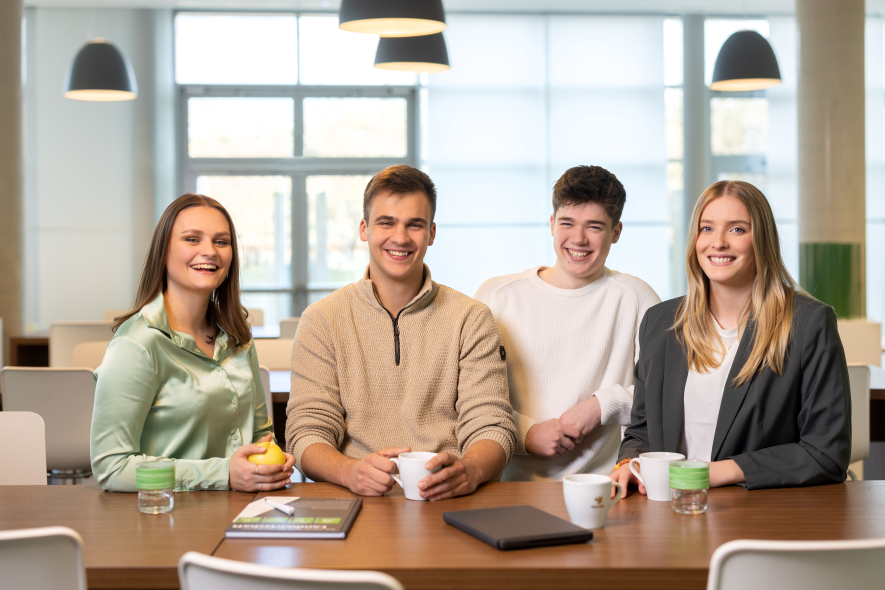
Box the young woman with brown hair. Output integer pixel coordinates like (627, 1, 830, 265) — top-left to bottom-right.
(90, 194, 295, 492)
(613, 181, 851, 494)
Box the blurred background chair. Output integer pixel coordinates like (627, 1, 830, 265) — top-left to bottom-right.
(253, 339, 294, 371)
(707, 538, 885, 590)
(0, 411, 47, 485)
(279, 318, 300, 339)
(0, 368, 95, 482)
(258, 365, 273, 430)
(0, 527, 87, 590)
(847, 364, 871, 480)
(71, 341, 109, 370)
(178, 551, 404, 590)
(247, 308, 265, 327)
(49, 321, 114, 367)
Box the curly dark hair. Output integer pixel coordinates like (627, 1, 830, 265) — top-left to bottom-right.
(552, 165, 626, 225)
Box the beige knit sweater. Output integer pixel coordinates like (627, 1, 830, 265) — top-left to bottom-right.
(286, 266, 517, 474)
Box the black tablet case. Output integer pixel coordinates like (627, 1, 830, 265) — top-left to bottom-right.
(443, 505, 593, 550)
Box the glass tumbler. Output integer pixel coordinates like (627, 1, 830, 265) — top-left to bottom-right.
(669, 460, 709, 515)
(136, 460, 175, 514)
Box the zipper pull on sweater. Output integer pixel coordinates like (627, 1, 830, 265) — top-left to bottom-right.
(392, 318, 401, 366)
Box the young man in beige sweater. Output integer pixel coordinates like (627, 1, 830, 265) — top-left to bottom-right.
(286, 165, 517, 501)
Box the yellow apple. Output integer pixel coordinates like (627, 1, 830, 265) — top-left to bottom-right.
(248, 441, 286, 465)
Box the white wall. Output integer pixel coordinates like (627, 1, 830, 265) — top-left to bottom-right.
(23, 8, 174, 331)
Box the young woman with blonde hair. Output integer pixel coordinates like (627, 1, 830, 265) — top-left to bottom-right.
(90, 194, 295, 492)
(613, 181, 850, 494)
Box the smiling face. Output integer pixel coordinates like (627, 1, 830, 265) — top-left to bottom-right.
(548, 201, 622, 288)
(695, 195, 756, 289)
(165, 206, 233, 296)
(359, 190, 436, 286)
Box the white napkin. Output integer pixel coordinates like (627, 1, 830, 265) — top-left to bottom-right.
(234, 497, 300, 520)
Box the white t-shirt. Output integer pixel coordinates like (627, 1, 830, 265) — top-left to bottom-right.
(680, 319, 740, 462)
(475, 266, 660, 481)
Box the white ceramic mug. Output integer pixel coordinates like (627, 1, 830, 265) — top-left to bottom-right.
(562, 474, 624, 529)
(629, 452, 685, 501)
(390, 452, 441, 501)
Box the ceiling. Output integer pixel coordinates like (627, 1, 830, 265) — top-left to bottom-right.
(21, 0, 885, 18)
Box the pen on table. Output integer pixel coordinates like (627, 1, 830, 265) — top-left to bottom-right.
(265, 497, 295, 516)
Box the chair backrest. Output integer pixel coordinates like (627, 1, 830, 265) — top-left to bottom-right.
(279, 317, 300, 339)
(0, 527, 86, 590)
(247, 309, 265, 327)
(71, 341, 110, 370)
(258, 365, 274, 431)
(179, 552, 404, 590)
(253, 339, 294, 371)
(0, 412, 47, 484)
(0, 368, 95, 471)
(707, 538, 885, 590)
(847, 364, 871, 464)
(49, 321, 114, 367)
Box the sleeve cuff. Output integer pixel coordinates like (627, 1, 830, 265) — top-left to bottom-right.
(593, 384, 633, 426)
(465, 429, 515, 465)
(512, 411, 537, 456)
(291, 435, 337, 475)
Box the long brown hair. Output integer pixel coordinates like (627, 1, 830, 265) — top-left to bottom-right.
(113, 194, 252, 347)
(674, 181, 799, 386)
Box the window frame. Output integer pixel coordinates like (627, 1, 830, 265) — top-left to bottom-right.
(177, 83, 419, 316)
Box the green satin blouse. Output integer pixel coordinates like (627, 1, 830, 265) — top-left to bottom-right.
(90, 292, 273, 492)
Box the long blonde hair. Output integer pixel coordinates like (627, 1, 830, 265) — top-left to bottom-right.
(674, 181, 798, 386)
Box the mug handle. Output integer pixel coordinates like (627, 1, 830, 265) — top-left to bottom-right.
(609, 480, 624, 507)
(629, 458, 645, 486)
(389, 457, 403, 488)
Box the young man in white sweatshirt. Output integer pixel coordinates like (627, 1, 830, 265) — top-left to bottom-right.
(474, 165, 660, 481)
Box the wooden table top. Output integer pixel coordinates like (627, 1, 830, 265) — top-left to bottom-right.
(215, 481, 885, 590)
(0, 485, 255, 589)
(2, 482, 884, 590)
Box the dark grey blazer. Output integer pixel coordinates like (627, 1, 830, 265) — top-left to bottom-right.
(618, 295, 851, 489)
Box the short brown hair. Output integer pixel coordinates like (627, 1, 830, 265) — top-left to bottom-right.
(552, 165, 626, 225)
(363, 165, 437, 222)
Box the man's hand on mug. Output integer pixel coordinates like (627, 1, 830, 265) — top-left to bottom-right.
(346, 447, 410, 496)
(611, 463, 645, 499)
(525, 419, 583, 457)
(417, 452, 480, 501)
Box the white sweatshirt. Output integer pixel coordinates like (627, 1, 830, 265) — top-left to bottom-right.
(475, 266, 660, 481)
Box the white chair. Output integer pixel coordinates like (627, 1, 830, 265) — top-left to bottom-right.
(707, 538, 885, 590)
(0, 527, 86, 590)
(49, 321, 114, 367)
(0, 412, 47, 485)
(253, 339, 294, 371)
(258, 365, 274, 427)
(279, 317, 300, 339)
(71, 341, 109, 370)
(0, 368, 95, 477)
(847, 364, 871, 480)
(179, 551, 404, 590)
(247, 308, 265, 327)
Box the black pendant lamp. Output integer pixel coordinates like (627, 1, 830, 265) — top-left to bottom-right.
(375, 33, 450, 73)
(339, 0, 446, 37)
(63, 39, 138, 101)
(710, 30, 781, 91)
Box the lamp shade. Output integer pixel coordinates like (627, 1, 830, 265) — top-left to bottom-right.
(339, 0, 446, 37)
(63, 39, 138, 101)
(710, 30, 781, 91)
(374, 33, 450, 73)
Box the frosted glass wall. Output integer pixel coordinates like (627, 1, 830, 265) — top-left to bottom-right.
(422, 15, 672, 300)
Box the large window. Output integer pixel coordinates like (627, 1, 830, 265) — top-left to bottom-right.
(176, 13, 418, 323)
